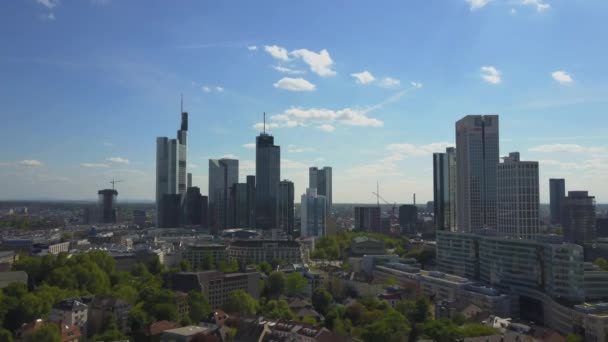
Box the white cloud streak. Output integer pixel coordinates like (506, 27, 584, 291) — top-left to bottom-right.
(521, 0, 550, 12)
(273, 77, 316, 92)
(273, 65, 305, 75)
(481, 66, 501, 84)
(106, 157, 129, 164)
(81, 163, 109, 168)
(37, 0, 60, 9)
(351, 71, 376, 84)
(291, 49, 336, 77)
(242, 143, 256, 149)
(551, 70, 573, 84)
(378, 77, 401, 89)
(264, 45, 290, 61)
(529, 144, 605, 153)
(466, 0, 491, 11)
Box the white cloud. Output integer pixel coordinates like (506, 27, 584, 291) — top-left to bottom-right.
(386, 142, 454, 158)
(202, 85, 224, 93)
(481, 66, 501, 84)
(510, 8, 517, 14)
(551, 70, 573, 85)
(521, 0, 550, 12)
(253, 107, 383, 132)
(221, 154, 238, 159)
(317, 124, 335, 133)
(273, 77, 316, 92)
(37, 0, 60, 9)
(410, 81, 423, 89)
(18, 160, 43, 167)
(287, 144, 314, 153)
(466, 0, 491, 11)
(247, 45, 258, 51)
(242, 143, 256, 149)
(189, 163, 198, 169)
(106, 157, 129, 164)
(81, 163, 109, 168)
(351, 71, 375, 85)
(264, 45, 290, 61)
(47, 13, 56, 20)
(202, 86, 211, 92)
(378, 77, 401, 88)
(291, 49, 336, 77)
(529, 144, 605, 153)
(273, 65, 305, 75)
(216, 86, 224, 92)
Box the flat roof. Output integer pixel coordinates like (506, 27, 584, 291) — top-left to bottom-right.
(163, 325, 209, 336)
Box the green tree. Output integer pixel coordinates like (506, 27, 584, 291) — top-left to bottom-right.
(594, 258, 608, 272)
(93, 315, 126, 341)
(361, 310, 409, 342)
(218, 259, 239, 273)
(177, 259, 193, 272)
(256, 261, 273, 275)
(188, 291, 212, 323)
(285, 272, 308, 297)
(420, 319, 459, 342)
(302, 316, 318, 326)
(266, 271, 286, 297)
(0, 328, 13, 342)
(128, 302, 150, 333)
(311, 287, 333, 315)
(223, 290, 259, 316)
(262, 299, 295, 320)
(458, 323, 499, 338)
(112, 283, 138, 304)
(201, 254, 215, 270)
(23, 323, 61, 342)
(565, 334, 584, 342)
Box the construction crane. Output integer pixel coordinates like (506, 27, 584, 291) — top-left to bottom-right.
(372, 187, 399, 235)
(110, 179, 124, 190)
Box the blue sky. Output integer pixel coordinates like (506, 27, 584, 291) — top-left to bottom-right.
(1, 0, 607, 203)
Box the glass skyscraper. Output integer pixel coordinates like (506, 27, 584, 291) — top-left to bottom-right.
(255, 133, 280, 229)
(433, 147, 456, 231)
(549, 178, 566, 225)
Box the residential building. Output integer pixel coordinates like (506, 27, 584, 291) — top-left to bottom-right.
(350, 236, 385, 256)
(496, 152, 539, 240)
(87, 296, 132, 336)
(278, 180, 295, 236)
(227, 240, 302, 264)
(49, 298, 88, 336)
(209, 158, 239, 231)
(562, 191, 596, 245)
(550, 178, 566, 225)
(455, 115, 499, 231)
(433, 147, 457, 231)
(181, 244, 227, 269)
(399, 204, 418, 235)
(255, 130, 280, 230)
(301, 188, 327, 238)
(309, 166, 332, 214)
(98, 189, 118, 224)
(354, 206, 381, 232)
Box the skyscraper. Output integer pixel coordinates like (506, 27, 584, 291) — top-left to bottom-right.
(354, 207, 381, 232)
(182, 186, 204, 226)
(562, 191, 596, 245)
(230, 183, 249, 227)
(399, 205, 418, 235)
(309, 167, 332, 214)
(455, 115, 499, 232)
(433, 147, 457, 231)
(497, 152, 539, 240)
(278, 180, 295, 236)
(246, 175, 256, 228)
(98, 189, 118, 223)
(301, 188, 327, 238)
(208, 158, 239, 231)
(155, 104, 188, 227)
(255, 128, 280, 230)
(550, 179, 566, 225)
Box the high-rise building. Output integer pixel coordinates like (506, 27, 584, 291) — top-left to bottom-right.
(182, 187, 205, 226)
(155, 104, 188, 227)
(455, 115, 499, 232)
(354, 207, 381, 232)
(255, 130, 280, 230)
(497, 152, 539, 240)
(550, 179, 566, 225)
(301, 188, 327, 238)
(399, 205, 418, 235)
(309, 167, 332, 214)
(246, 175, 256, 228)
(187, 173, 192, 188)
(562, 191, 596, 245)
(158, 194, 181, 228)
(230, 183, 249, 227)
(98, 189, 118, 223)
(209, 158, 239, 232)
(433, 147, 457, 231)
(278, 180, 295, 236)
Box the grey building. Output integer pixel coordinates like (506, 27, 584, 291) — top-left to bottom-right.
(562, 191, 596, 245)
(309, 166, 332, 214)
(497, 152, 539, 240)
(246, 175, 256, 228)
(399, 205, 418, 235)
(230, 183, 249, 227)
(550, 179, 566, 225)
(278, 180, 295, 236)
(255, 132, 280, 230)
(433, 147, 457, 231)
(158, 194, 181, 228)
(455, 115, 499, 232)
(209, 158, 239, 232)
(98, 189, 118, 224)
(182, 187, 206, 227)
(301, 188, 326, 238)
(354, 207, 381, 232)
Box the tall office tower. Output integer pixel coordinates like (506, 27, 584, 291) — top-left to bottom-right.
(246, 175, 256, 228)
(496, 152, 539, 240)
(159, 194, 181, 228)
(550, 179, 566, 225)
(562, 191, 596, 245)
(177, 110, 188, 195)
(182, 186, 204, 226)
(354, 207, 381, 232)
(433, 147, 457, 231)
(278, 180, 295, 236)
(208, 158, 239, 232)
(255, 128, 280, 230)
(399, 205, 418, 235)
(301, 188, 327, 238)
(200, 196, 209, 229)
(187, 173, 192, 188)
(98, 189, 118, 223)
(309, 167, 333, 214)
(230, 183, 249, 227)
(455, 115, 499, 232)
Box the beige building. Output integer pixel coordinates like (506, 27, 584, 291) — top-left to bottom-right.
(227, 240, 302, 264)
(181, 244, 227, 269)
(171, 271, 260, 309)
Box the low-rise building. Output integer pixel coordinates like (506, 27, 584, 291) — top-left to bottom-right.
(227, 239, 301, 264)
(181, 243, 227, 269)
(350, 236, 385, 256)
(584, 262, 608, 301)
(0, 271, 28, 289)
(0, 250, 17, 271)
(161, 325, 211, 342)
(87, 296, 131, 336)
(49, 298, 88, 336)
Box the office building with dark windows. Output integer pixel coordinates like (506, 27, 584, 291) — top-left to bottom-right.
(208, 158, 239, 232)
(98, 189, 118, 224)
(255, 130, 280, 230)
(550, 178, 566, 225)
(278, 180, 295, 236)
(562, 191, 596, 245)
(433, 147, 456, 231)
(309, 166, 332, 214)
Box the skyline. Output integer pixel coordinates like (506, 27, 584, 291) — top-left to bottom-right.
(1, 1, 607, 203)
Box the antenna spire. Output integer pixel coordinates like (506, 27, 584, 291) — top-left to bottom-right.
(180, 93, 183, 113)
(263, 112, 266, 134)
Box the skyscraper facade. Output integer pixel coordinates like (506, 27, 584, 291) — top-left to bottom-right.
(497, 152, 539, 240)
(177, 111, 188, 195)
(301, 188, 327, 238)
(562, 191, 596, 245)
(208, 158, 239, 231)
(354, 207, 381, 232)
(182, 186, 204, 226)
(255, 133, 280, 230)
(246, 175, 256, 228)
(433, 147, 457, 231)
(278, 180, 295, 236)
(98, 189, 118, 223)
(230, 183, 249, 227)
(399, 204, 418, 235)
(309, 167, 332, 214)
(455, 115, 499, 232)
(550, 179, 566, 225)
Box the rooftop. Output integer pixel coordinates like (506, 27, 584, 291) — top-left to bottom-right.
(163, 325, 210, 337)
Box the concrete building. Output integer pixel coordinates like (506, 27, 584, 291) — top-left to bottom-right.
(354, 206, 381, 232)
(350, 236, 385, 256)
(256, 129, 281, 230)
(278, 180, 295, 237)
(301, 188, 327, 238)
(182, 186, 206, 227)
(433, 147, 457, 231)
(230, 183, 249, 228)
(88, 296, 132, 336)
(0, 271, 27, 288)
(161, 326, 211, 342)
(562, 191, 596, 245)
(455, 115, 499, 231)
(158, 194, 182, 228)
(309, 166, 332, 214)
(227, 240, 301, 264)
(399, 205, 418, 235)
(550, 178, 566, 225)
(181, 244, 227, 269)
(246, 175, 256, 228)
(49, 298, 88, 336)
(496, 152, 539, 240)
(583, 262, 608, 301)
(133, 209, 146, 227)
(97, 189, 118, 224)
(209, 158, 239, 231)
